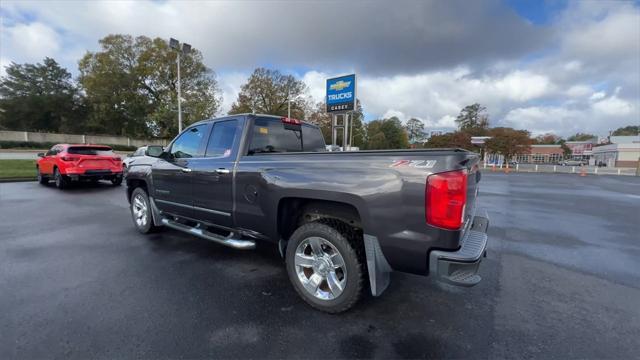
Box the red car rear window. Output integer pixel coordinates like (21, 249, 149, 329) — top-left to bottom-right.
(67, 147, 114, 155)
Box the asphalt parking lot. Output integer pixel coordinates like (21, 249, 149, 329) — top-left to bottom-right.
(1, 173, 639, 359)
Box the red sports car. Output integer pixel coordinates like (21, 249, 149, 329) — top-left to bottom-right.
(36, 144, 124, 189)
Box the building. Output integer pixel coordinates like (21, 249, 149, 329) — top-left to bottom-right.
(592, 135, 640, 168)
(513, 144, 564, 164)
(565, 137, 598, 161)
(422, 129, 453, 140)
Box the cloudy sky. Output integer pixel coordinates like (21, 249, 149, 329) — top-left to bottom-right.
(1, 0, 639, 136)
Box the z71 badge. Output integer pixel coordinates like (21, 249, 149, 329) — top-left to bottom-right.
(390, 160, 437, 168)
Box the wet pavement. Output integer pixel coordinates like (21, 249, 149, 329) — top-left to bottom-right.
(1, 173, 639, 359)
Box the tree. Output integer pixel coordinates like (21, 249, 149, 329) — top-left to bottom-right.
(306, 101, 332, 142)
(534, 133, 561, 144)
(611, 125, 639, 136)
(405, 118, 425, 143)
(558, 139, 572, 158)
(566, 132, 596, 141)
(485, 127, 532, 164)
(455, 103, 489, 135)
(425, 131, 472, 149)
(79, 34, 221, 138)
(364, 117, 409, 150)
(229, 68, 307, 118)
(0, 58, 85, 133)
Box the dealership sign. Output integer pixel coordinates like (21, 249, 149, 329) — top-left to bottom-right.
(326, 74, 356, 113)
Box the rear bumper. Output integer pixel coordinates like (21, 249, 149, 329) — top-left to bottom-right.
(428, 210, 489, 287)
(65, 170, 123, 180)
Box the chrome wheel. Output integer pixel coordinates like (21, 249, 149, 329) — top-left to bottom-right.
(132, 193, 148, 228)
(294, 236, 347, 300)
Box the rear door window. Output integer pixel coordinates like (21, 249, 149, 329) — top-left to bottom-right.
(205, 120, 239, 158)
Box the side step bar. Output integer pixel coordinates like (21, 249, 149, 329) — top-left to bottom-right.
(160, 218, 256, 250)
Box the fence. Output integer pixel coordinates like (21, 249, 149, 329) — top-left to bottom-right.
(483, 163, 638, 176)
(0, 130, 169, 147)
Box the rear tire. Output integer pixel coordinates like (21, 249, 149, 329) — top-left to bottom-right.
(112, 176, 123, 186)
(285, 221, 365, 314)
(37, 167, 48, 185)
(130, 187, 158, 234)
(54, 168, 67, 190)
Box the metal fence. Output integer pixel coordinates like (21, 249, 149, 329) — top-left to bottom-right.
(0, 130, 168, 147)
(483, 163, 638, 176)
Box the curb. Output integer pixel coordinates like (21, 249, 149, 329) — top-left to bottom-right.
(0, 178, 37, 183)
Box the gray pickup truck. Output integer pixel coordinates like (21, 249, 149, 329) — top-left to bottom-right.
(126, 114, 489, 313)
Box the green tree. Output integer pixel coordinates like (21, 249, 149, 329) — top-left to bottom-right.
(425, 131, 472, 149)
(365, 117, 408, 150)
(534, 133, 561, 144)
(79, 34, 220, 138)
(0, 58, 85, 133)
(229, 68, 307, 118)
(455, 103, 489, 135)
(611, 125, 639, 136)
(405, 118, 425, 143)
(485, 127, 532, 164)
(566, 132, 596, 141)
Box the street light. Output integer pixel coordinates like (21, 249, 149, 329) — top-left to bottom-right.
(169, 38, 191, 133)
(287, 93, 305, 119)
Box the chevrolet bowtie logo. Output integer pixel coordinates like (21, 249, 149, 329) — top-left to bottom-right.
(330, 80, 351, 91)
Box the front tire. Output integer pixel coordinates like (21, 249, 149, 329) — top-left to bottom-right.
(130, 187, 157, 234)
(285, 221, 365, 314)
(37, 167, 48, 185)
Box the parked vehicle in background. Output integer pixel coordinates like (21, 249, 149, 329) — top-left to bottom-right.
(36, 144, 123, 189)
(125, 114, 489, 313)
(560, 159, 585, 166)
(122, 146, 149, 177)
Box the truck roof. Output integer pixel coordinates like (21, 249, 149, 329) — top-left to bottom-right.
(191, 113, 320, 129)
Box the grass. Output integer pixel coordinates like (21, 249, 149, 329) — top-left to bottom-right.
(0, 160, 37, 180)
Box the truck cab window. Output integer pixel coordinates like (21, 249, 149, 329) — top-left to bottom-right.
(170, 125, 206, 158)
(248, 117, 325, 155)
(206, 120, 238, 158)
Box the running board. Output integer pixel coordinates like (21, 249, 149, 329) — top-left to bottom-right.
(160, 218, 256, 250)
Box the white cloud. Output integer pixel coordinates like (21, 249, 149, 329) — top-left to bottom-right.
(0, 22, 61, 62)
(566, 85, 592, 98)
(592, 94, 634, 117)
(218, 72, 248, 115)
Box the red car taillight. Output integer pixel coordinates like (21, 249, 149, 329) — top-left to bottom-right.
(61, 156, 80, 162)
(426, 169, 468, 230)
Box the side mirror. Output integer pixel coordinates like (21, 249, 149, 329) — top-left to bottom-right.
(37, 153, 45, 158)
(145, 145, 164, 158)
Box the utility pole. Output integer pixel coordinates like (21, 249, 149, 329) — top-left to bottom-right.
(169, 38, 191, 133)
(176, 51, 182, 133)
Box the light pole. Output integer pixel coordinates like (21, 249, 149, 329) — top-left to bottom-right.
(287, 93, 305, 119)
(169, 38, 191, 133)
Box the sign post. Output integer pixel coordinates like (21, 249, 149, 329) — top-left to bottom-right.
(326, 74, 356, 150)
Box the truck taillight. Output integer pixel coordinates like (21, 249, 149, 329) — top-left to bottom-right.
(425, 169, 467, 230)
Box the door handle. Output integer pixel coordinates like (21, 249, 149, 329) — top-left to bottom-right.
(215, 168, 230, 174)
(181, 168, 192, 173)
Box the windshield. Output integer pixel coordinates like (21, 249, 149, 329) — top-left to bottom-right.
(67, 146, 115, 156)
